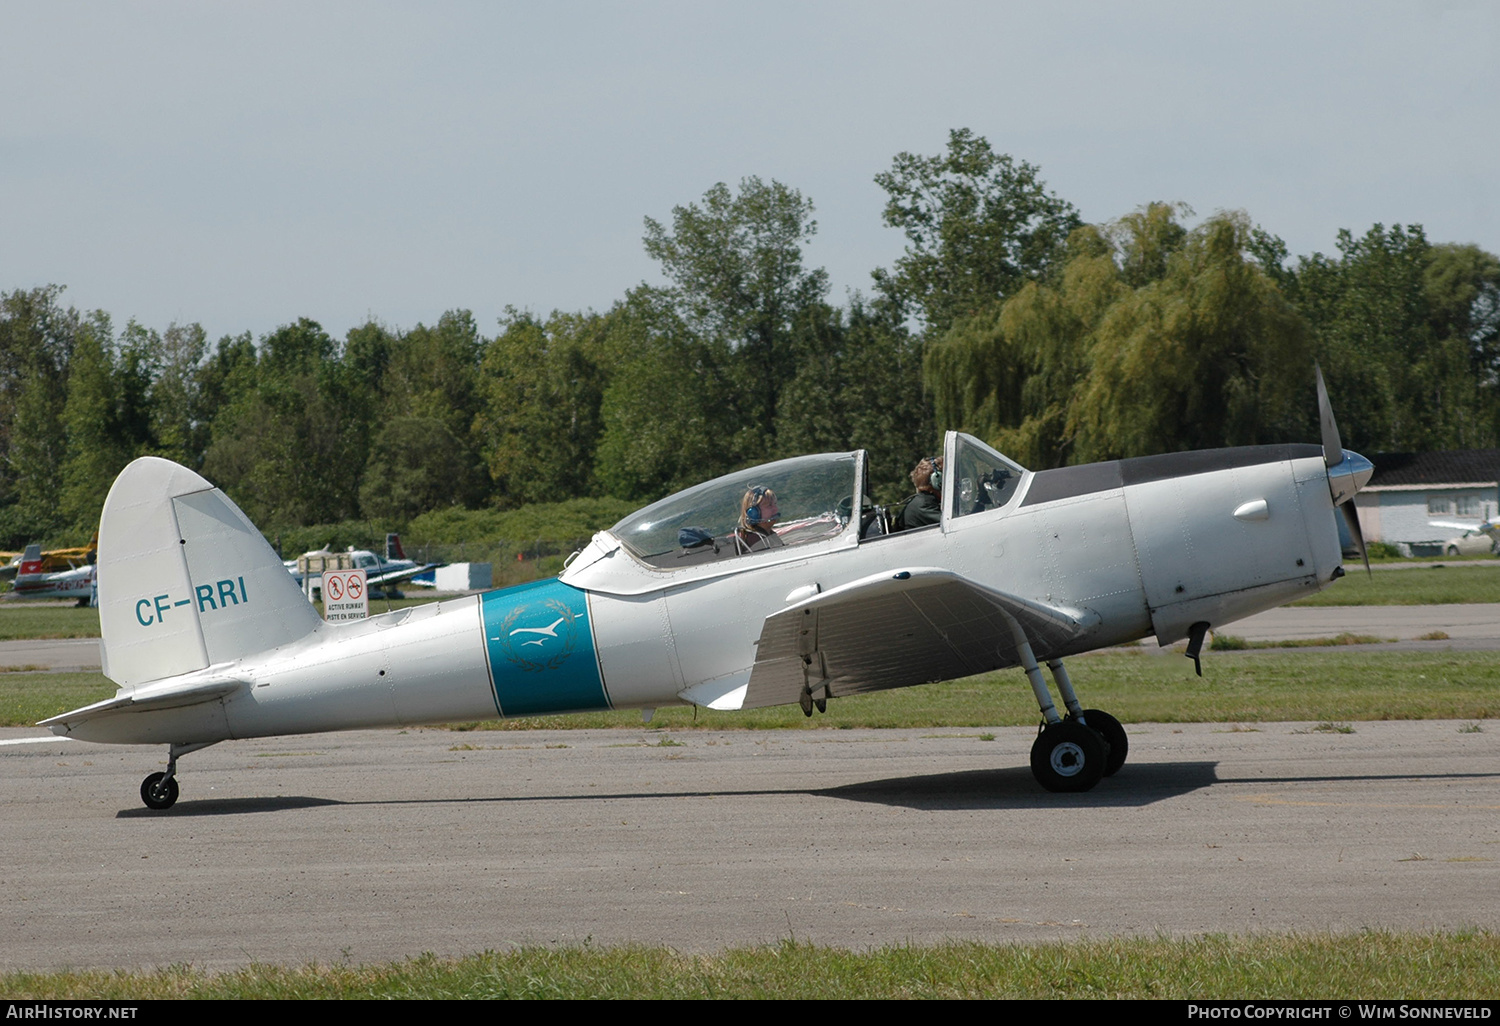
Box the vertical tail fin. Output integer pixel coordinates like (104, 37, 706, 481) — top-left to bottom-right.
(98, 458, 322, 687)
(386, 533, 407, 560)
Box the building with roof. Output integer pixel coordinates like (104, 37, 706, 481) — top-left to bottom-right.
(1353, 449, 1499, 556)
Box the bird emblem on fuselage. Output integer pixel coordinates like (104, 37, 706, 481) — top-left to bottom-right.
(510, 616, 566, 646)
(494, 600, 578, 671)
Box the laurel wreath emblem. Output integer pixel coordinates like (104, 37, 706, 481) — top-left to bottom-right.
(497, 598, 577, 672)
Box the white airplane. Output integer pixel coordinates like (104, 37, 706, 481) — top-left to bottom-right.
(6, 543, 96, 605)
(41, 372, 1373, 810)
(285, 535, 439, 597)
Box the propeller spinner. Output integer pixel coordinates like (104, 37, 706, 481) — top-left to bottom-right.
(1316, 365, 1375, 574)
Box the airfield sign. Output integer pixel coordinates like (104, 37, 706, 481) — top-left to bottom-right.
(323, 568, 367, 621)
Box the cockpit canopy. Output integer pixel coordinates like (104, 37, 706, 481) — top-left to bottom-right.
(610, 452, 859, 568)
(602, 434, 1030, 574)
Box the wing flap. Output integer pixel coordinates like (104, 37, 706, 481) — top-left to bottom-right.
(742, 567, 1097, 710)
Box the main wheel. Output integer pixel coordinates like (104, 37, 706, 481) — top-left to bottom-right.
(1030, 721, 1106, 793)
(1079, 708, 1128, 776)
(140, 772, 179, 810)
(1447, 545, 1460, 556)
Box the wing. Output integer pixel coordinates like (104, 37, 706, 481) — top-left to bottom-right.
(1428, 520, 1477, 534)
(741, 567, 1099, 710)
(365, 563, 439, 587)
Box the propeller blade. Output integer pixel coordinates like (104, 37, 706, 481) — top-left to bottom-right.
(1340, 501, 1371, 577)
(1316, 364, 1343, 468)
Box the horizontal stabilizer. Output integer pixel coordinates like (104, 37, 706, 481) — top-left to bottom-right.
(742, 567, 1097, 710)
(40, 671, 247, 734)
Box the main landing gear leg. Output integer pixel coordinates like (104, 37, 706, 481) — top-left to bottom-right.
(139, 741, 218, 811)
(996, 615, 1104, 793)
(1048, 658, 1128, 777)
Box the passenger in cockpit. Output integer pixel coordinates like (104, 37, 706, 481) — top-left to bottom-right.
(734, 486, 784, 553)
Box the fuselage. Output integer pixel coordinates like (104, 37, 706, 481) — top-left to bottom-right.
(62, 438, 1345, 747)
(10, 563, 95, 602)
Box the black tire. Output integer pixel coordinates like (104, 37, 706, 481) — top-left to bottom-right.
(140, 772, 178, 810)
(1030, 721, 1106, 793)
(1447, 545, 1459, 556)
(1078, 709, 1128, 776)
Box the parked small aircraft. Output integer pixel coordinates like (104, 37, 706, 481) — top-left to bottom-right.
(285, 534, 438, 598)
(42, 371, 1373, 810)
(6, 543, 96, 605)
(0, 539, 96, 581)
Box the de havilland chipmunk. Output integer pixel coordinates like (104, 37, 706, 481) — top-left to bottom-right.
(39, 370, 1373, 810)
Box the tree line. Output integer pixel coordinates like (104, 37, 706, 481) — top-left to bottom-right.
(3, 128, 1498, 549)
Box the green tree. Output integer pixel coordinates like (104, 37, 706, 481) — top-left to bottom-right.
(1069, 211, 1306, 461)
(360, 416, 479, 523)
(643, 177, 829, 452)
(1267, 225, 1500, 451)
(1425, 243, 1500, 373)
(873, 128, 1081, 336)
(476, 308, 609, 507)
(148, 321, 210, 468)
(364, 311, 486, 515)
(593, 289, 734, 502)
(1424, 243, 1500, 445)
(202, 319, 369, 527)
(58, 314, 154, 535)
(775, 297, 931, 501)
(0, 286, 78, 543)
(924, 223, 1125, 468)
(923, 205, 1307, 467)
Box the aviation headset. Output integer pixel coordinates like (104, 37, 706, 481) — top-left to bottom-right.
(745, 486, 770, 525)
(925, 458, 942, 491)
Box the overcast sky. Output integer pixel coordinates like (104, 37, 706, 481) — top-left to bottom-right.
(3, 1, 1496, 344)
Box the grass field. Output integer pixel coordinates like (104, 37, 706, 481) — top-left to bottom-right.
(1290, 564, 1500, 606)
(0, 605, 101, 639)
(7, 648, 1497, 729)
(4, 933, 1497, 999)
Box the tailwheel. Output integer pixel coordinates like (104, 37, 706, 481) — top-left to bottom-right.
(1078, 708, 1128, 777)
(1030, 720, 1106, 793)
(140, 771, 179, 810)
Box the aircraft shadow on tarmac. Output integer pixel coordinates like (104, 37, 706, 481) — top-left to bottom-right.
(112, 761, 1220, 816)
(116, 795, 343, 817)
(112, 765, 1500, 817)
(818, 761, 1220, 810)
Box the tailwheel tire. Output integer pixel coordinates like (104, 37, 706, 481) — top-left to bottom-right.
(1030, 720, 1106, 793)
(140, 772, 179, 810)
(1079, 708, 1128, 776)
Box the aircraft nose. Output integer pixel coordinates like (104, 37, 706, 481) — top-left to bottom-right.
(1327, 449, 1373, 506)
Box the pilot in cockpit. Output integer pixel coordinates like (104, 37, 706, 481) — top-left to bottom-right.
(734, 486, 784, 554)
(898, 457, 943, 530)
